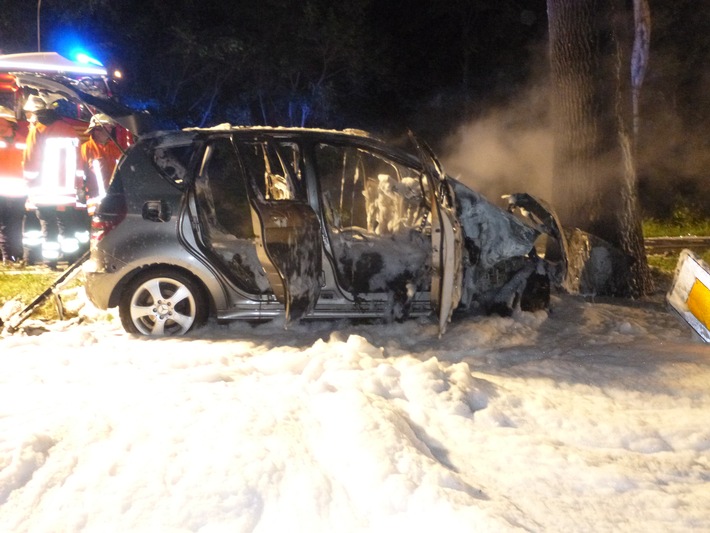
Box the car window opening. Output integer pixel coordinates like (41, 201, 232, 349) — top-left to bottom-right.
(194, 138, 268, 294)
(239, 141, 297, 201)
(315, 143, 431, 298)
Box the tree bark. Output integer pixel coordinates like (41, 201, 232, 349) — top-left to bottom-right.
(547, 0, 653, 296)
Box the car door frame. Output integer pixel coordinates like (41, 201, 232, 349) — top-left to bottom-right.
(234, 135, 323, 323)
(410, 133, 463, 336)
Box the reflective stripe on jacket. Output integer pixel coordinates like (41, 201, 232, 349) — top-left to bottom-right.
(81, 136, 123, 199)
(23, 119, 81, 206)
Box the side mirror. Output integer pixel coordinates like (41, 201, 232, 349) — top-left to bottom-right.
(142, 200, 172, 222)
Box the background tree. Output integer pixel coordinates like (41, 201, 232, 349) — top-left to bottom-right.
(546, 0, 653, 296)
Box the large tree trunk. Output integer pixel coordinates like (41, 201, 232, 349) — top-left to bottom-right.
(547, 0, 653, 297)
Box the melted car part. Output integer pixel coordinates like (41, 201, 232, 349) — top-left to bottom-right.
(504, 192, 569, 289)
(505, 192, 633, 297)
(451, 181, 553, 315)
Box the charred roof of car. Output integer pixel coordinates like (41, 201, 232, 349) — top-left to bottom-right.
(137, 125, 427, 178)
(144, 125, 419, 164)
(184, 123, 373, 138)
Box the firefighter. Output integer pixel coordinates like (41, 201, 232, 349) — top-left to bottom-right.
(80, 113, 122, 214)
(0, 106, 15, 138)
(0, 105, 27, 264)
(22, 94, 82, 268)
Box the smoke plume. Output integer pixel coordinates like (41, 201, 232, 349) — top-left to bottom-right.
(440, 84, 554, 208)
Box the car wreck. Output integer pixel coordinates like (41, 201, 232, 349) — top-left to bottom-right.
(82, 125, 588, 337)
(6, 57, 626, 337)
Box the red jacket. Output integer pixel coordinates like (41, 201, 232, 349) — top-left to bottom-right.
(23, 115, 81, 206)
(0, 120, 28, 198)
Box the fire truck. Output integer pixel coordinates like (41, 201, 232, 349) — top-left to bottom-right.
(0, 51, 134, 266)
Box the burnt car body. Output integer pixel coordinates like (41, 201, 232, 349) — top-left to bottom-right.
(82, 126, 572, 336)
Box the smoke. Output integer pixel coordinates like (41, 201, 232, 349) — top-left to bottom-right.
(440, 84, 554, 208)
(438, 2, 710, 222)
(439, 72, 710, 220)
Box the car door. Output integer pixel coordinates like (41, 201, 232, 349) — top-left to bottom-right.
(410, 133, 463, 336)
(236, 138, 322, 323)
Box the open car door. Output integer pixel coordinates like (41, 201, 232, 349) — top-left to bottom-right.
(410, 133, 463, 336)
(238, 139, 322, 323)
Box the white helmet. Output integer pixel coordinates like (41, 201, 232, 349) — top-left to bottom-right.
(23, 93, 66, 113)
(0, 105, 16, 123)
(23, 95, 47, 112)
(85, 113, 115, 133)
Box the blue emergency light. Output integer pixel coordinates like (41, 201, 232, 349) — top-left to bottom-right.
(72, 52, 104, 68)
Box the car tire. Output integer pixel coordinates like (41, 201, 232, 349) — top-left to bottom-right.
(520, 271, 550, 312)
(119, 268, 207, 336)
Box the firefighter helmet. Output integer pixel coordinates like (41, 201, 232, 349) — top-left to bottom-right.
(85, 113, 115, 133)
(23, 93, 66, 113)
(23, 95, 47, 112)
(0, 105, 16, 123)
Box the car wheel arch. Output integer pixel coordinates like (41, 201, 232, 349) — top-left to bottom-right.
(109, 263, 214, 316)
(116, 265, 213, 336)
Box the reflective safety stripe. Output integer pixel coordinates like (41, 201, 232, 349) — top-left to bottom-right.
(23, 230, 43, 247)
(59, 236, 81, 255)
(41, 241, 61, 260)
(26, 193, 77, 206)
(0, 141, 25, 150)
(41, 137, 79, 190)
(0, 176, 28, 197)
(92, 159, 106, 200)
(22, 231, 88, 253)
(27, 137, 80, 206)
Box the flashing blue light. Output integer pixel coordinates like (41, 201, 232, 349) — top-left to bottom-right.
(49, 30, 105, 67)
(73, 52, 104, 67)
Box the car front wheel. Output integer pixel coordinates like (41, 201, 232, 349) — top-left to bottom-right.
(119, 269, 207, 336)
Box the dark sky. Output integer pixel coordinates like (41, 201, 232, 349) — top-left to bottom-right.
(0, 0, 550, 135)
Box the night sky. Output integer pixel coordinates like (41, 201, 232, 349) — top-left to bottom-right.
(0, 0, 549, 135)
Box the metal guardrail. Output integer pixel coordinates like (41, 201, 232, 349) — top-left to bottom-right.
(644, 236, 710, 254)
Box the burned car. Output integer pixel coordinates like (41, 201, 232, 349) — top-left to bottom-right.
(83, 126, 573, 336)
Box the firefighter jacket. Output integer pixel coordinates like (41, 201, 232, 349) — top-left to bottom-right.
(0, 120, 28, 199)
(80, 135, 123, 200)
(23, 115, 82, 207)
(0, 119, 13, 139)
